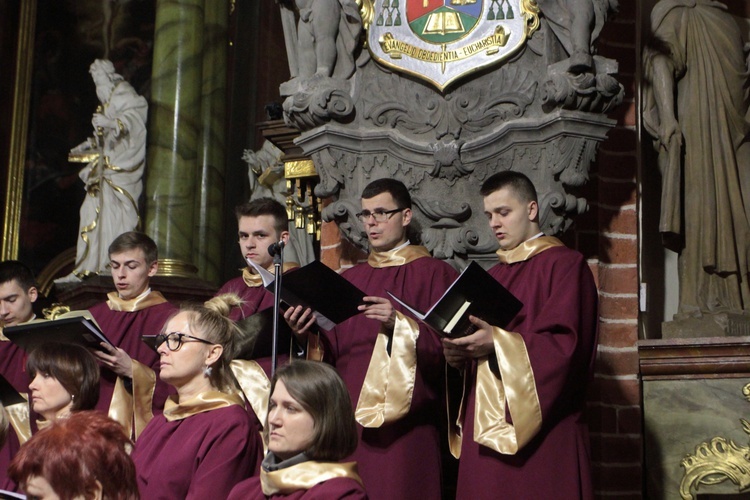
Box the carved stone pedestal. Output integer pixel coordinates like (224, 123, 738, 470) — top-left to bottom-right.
(663, 314, 750, 339)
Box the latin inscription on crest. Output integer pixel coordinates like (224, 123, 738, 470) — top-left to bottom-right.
(366, 0, 539, 90)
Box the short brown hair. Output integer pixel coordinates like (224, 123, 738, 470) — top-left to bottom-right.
(361, 178, 412, 209)
(234, 198, 289, 234)
(108, 231, 158, 264)
(268, 361, 358, 461)
(9, 411, 138, 500)
(0, 261, 36, 291)
(26, 343, 100, 412)
(479, 171, 538, 203)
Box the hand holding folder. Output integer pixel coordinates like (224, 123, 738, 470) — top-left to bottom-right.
(387, 261, 522, 338)
(4, 315, 113, 353)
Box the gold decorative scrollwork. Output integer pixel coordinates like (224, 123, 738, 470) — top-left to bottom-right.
(679, 382, 750, 499)
(521, 0, 540, 37)
(358, 0, 375, 33)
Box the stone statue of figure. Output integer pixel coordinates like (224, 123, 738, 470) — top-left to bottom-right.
(643, 0, 750, 318)
(284, 0, 362, 80)
(537, 0, 619, 72)
(61, 59, 148, 281)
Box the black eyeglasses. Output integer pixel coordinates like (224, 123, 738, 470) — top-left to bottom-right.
(155, 332, 215, 352)
(355, 208, 405, 223)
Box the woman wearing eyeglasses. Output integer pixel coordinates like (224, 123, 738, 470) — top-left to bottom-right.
(131, 294, 262, 499)
(228, 361, 366, 499)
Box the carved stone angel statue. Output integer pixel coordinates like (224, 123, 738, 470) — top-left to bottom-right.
(57, 59, 148, 282)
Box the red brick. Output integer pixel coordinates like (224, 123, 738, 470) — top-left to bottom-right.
(597, 265, 638, 294)
(599, 294, 638, 320)
(617, 406, 642, 435)
(596, 178, 637, 205)
(590, 434, 642, 463)
(599, 236, 637, 265)
(589, 377, 640, 406)
(320, 219, 342, 248)
(595, 349, 639, 376)
(598, 322, 639, 349)
(609, 98, 637, 128)
(587, 403, 618, 434)
(601, 206, 637, 235)
(338, 240, 367, 267)
(592, 464, 643, 495)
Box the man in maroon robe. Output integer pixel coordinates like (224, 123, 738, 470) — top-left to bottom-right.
(288, 179, 458, 499)
(86, 231, 177, 438)
(442, 171, 598, 499)
(0, 261, 40, 490)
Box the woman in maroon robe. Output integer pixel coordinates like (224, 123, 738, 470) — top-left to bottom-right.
(228, 361, 367, 499)
(131, 294, 262, 499)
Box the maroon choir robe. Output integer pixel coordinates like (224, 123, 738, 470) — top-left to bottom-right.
(88, 292, 177, 420)
(228, 459, 366, 500)
(454, 237, 598, 500)
(321, 246, 457, 500)
(132, 392, 261, 499)
(228, 476, 367, 499)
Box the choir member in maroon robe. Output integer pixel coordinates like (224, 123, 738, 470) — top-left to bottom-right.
(83, 231, 177, 439)
(286, 179, 457, 499)
(0, 261, 40, 491)
(132, 294, 262, 499)
(442, 171, 598, 500)
(228, 360, 366, 499)
(9, 411, 139, 500)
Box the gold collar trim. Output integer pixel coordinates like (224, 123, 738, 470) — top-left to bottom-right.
(495, 236, 564, 264)
(241, 263, 299, 288)
(162, 390, 243, 421)
(368, 245, 430, 268)
(106, 290, 168, 312)
(261, 461, 363, 495)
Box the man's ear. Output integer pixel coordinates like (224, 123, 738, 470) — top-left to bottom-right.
(401, 207, 413, 226)
(528, 200, 538, 221)
(148, 260, 158, 277)
(280, 231, 291, 244)
(27, 287, 38, 303)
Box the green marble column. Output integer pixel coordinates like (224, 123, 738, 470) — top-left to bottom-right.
(193, 1, 228, 283)
(145, 0, 204, 277)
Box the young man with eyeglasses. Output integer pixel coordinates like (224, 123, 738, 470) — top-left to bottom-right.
(84, 231, 177, 438)
(287, 178, 457, 499)
(441, 171, 598, 499)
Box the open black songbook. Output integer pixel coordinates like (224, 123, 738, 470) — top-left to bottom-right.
(4, 316, 113, 353)
(266, 260, 367, 330)
(387, 261, 523, 338)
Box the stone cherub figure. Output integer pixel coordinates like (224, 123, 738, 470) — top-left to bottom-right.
(281, 0, 362, 81)
(58, 59, 148, 282)
(643, 0, 750, 319)
(537, 0, 619, 72)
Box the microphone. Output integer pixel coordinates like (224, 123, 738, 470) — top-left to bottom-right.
(268, 240, 286, 257)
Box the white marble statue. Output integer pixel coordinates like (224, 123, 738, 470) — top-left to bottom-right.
(59, 59, 148, 282)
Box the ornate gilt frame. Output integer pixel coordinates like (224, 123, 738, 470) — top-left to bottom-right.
(3, 0, 37, 260)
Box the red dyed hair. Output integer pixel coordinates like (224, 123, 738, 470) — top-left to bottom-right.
(9, 411, 139, 499)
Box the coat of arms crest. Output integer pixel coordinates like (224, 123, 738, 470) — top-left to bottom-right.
(364, 0, 540, 91)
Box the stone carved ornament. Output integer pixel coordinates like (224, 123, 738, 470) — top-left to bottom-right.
(278, 0, 623, 264)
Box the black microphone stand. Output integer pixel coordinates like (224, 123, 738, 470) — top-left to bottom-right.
(270, 241, 285, 377)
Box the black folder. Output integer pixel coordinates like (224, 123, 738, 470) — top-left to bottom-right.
(387, 261, 523, 338)
(4, 316, 113, 353)
(0, 373, 25, 407)
(266, 260, 366, 330)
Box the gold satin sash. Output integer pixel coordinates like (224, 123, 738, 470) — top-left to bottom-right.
(367, 245, 430, 268)
(473, 326, 542, 455)
(110, 359, 156, 440)
(5, 399, 31, 445)
(446, 367, 467, 459)
(496, 236, 563, 264)
(355, 312, 419, 427)
(241, 263, 299, 288)
(162, 390, 243, 422)
(230, 359, 271, 427)
(261, 461, 363, 495)
(106, 290, 168, 312)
